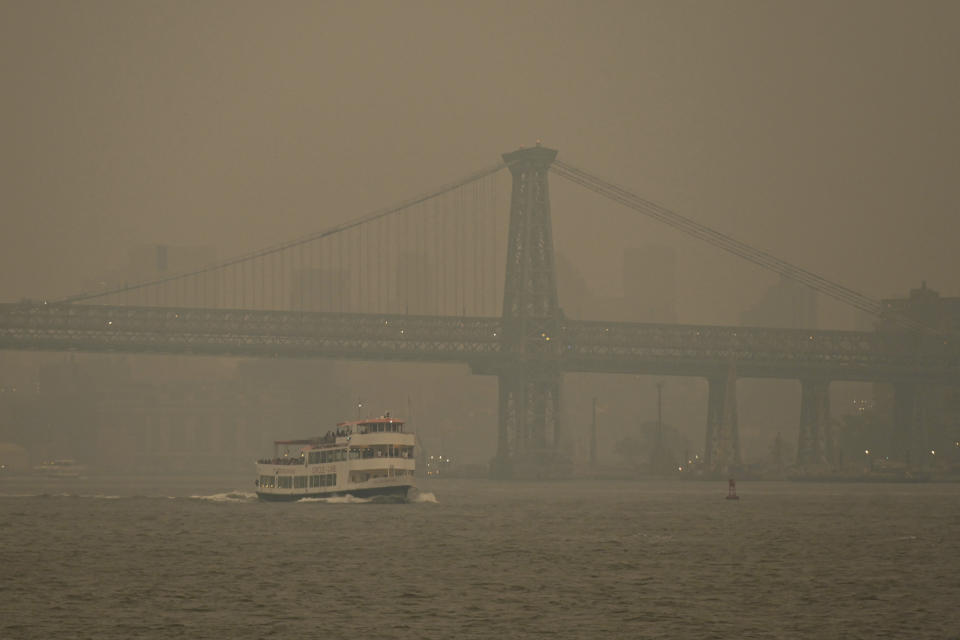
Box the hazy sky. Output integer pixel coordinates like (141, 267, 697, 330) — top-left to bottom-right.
(2, 0, 958, 327)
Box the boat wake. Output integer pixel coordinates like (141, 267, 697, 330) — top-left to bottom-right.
(294, 491, 437, 504)
(189, 491, 258, 503)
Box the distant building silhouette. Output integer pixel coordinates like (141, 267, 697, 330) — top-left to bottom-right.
(874, 283, 960, 467)
(879, 281, 960, 333)
(623, 245, 677, 324)
(84, 243, 218, 307)
(556, 246, 678, 323)
(292, 267, 350, 312)
(740, 274, 818, 329)
(395, 250, 436, 315)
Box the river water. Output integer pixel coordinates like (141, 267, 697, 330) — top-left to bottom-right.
(1, 476, 958, 639)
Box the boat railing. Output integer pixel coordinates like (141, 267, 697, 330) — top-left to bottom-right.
(355, 450, 414, 460)
(258, 450, 415, 465)
(257, 457, 305, 466)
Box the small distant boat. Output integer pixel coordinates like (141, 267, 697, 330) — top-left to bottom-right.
(33, 459, 87, 478)
(255, 415, 415, 502)
(726, 478, 739, 500)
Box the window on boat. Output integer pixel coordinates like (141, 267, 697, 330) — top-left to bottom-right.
(277, 476, 292, 489)
(309, 473, 336, 487)
(294, 476, 307, 489)
(259, 475, 275, 488)
(308, 449, 349, 464)
(364, 444, 414, 458)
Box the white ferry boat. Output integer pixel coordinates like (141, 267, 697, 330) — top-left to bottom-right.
(255, 415, 415, 501)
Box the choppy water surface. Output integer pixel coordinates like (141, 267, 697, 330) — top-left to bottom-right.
(2, 476, 959, 639)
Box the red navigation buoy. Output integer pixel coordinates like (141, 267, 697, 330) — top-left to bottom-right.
(726, 478, 739, 500)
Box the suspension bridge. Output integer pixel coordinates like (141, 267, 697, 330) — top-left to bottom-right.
(1, 144, 956, 477)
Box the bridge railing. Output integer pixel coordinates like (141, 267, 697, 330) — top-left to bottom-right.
(560, 318, 959, 381)
(2, 302, 957, 382)
(0, 302, 503, 361)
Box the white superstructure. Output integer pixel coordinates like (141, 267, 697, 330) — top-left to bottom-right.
(255, 416, 415, 501)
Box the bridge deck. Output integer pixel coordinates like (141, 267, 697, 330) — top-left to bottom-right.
(1, 303, 956, 383)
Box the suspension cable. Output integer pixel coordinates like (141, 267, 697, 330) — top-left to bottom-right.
(551, 159, 928, 332)
(56, 161, 508, 303)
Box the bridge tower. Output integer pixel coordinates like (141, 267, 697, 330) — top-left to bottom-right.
(489, 144, 567, 479)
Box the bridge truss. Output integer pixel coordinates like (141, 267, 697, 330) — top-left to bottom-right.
(3, 302, 955, 383)
(3, 145, 957, 476)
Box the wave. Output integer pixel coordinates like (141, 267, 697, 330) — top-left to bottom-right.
(1, 489, 439, 504)
(0, 492, 122, 500)
(298, 491, 438, 504)
(188, 491, 258, 503)
(410, 491, 438, 503)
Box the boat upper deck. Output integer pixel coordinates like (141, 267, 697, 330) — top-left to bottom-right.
(261, 416, 413, 462)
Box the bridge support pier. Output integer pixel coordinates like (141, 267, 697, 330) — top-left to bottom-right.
(796, 379, 833, 467)
(892, 382, 928, 467)
(490, 365, 563, 479)
(704, 363, 740, 475)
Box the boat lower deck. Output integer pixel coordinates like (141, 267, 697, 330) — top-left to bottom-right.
(256, 483, 413, 502)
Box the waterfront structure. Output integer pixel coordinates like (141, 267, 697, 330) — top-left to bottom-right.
(1, 147, 958, 477)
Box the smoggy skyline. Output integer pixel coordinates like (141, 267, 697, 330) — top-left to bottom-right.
(2, 1, 958, 329)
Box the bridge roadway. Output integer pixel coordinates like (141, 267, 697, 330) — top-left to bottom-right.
(1, 302, 957, 383)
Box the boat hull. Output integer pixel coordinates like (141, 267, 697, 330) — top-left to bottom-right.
(256, 483, 414, 502)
